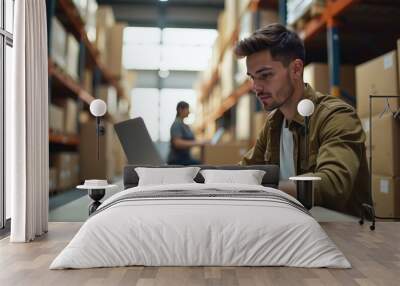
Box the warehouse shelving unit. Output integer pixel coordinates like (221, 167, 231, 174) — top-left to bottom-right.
(46, 0, 125, 191)
(50, 0, 124, 97)
(195, 0, 274, 133)
(196, 0, 400, 132)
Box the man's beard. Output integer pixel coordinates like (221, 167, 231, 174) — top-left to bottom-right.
(262, 76, 294, 112)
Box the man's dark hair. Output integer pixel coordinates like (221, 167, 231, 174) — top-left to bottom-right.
(234, 23, 305, 66)
(176, 101, 189, 117)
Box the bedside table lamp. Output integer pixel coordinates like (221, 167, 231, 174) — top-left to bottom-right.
(290, 99, 319, 210)
(79, 99, 115, 215)
(297, 99, 315, 161)
(90, 99, 107, 160)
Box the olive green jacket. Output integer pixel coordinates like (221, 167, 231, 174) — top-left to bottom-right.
(240, 84, 370, 215)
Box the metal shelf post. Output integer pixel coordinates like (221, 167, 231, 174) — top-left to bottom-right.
(327, 19, 341, 97)
(279, 0, 287, 25)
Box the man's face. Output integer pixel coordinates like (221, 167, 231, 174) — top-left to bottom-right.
(246, 50, 294, 111)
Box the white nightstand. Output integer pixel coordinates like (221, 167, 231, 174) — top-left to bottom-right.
(289, 176, 321, 210)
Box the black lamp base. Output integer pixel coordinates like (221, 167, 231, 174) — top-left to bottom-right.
(88, 189, 105, 215)
(296, 181, 313, 210)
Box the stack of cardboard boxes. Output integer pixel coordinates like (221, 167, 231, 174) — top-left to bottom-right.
(49, 104, 64, 134)
(50, 153, 80, 192)
(49, 99, 78, 135)
(48, 2, 134, 193)
(303, 63, 355, 99)
(202, 142, 250, 165)
(50, 17, 80, 80)
(356, 41, 400, 217)
(96, 6, 126, 78)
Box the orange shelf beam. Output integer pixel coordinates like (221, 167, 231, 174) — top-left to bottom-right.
(48, 59, 95, 105)
(49, 132, 80, 146)
(299, 0, 360, 41)
(196, 80, 252, 132)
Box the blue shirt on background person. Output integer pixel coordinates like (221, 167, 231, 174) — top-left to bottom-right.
(167, 101, 207, 165)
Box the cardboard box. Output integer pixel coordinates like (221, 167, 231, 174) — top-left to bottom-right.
(49, 104, 64, 133)
(361, 113, 400, 177)
(64, 99, 78, 134)
(96, 5, 115, 29)
(303, 63, 355, 98)
(203, 142, 249, 165)
(96, 26, 108, 57)
(98, 85, 117, 115)
(372, 174, 400, 217)
(51, 152, 80, 189)
(79, 119, 115, 181)
(50, 17, 67, 69)
(66, 34, 80, 80)
(95, 6, 115, 57)
(85, 0, 98, 43)
(356, 50, 399, 118)
(105, 23, 126, 78)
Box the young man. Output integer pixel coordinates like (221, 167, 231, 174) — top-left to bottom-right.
(236, 23, 370, 215)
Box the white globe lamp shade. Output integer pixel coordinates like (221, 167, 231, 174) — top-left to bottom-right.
(297, 99, 315, 117)
(90, 99, 107, 117)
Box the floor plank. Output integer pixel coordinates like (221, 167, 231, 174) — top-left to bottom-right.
(0, 222, 399, 286)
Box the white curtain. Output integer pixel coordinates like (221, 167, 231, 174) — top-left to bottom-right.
(7, 0, 49, 242)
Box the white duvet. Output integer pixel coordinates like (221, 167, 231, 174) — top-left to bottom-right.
(50, 183, 351, 269)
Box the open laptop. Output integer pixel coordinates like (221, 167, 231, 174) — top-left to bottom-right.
(114, 117, 225, 165)
(114, 117, 165, 165)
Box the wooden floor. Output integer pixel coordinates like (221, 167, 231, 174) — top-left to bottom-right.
(0, 222, 399, 286)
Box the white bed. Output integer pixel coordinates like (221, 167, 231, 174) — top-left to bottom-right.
(50, 183, 351, 269)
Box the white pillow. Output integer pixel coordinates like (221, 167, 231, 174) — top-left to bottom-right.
(200, 169, 266, 185)
(135, 167, 201, 186)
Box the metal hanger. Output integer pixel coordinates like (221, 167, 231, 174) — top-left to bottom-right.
(378, 97, 395, 118)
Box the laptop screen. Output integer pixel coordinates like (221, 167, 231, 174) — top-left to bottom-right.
(114, 117, 165, 165)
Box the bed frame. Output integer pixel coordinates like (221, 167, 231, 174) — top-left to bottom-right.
(123, 165, 280, 189)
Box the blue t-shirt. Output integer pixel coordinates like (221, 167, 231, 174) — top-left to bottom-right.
(167, 118, 195, 164)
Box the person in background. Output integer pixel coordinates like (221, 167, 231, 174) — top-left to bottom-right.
(235, 23, 370, 215)
(167, 101, 207, 165)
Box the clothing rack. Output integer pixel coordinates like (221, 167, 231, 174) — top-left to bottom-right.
(359, 95, 400, 230)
